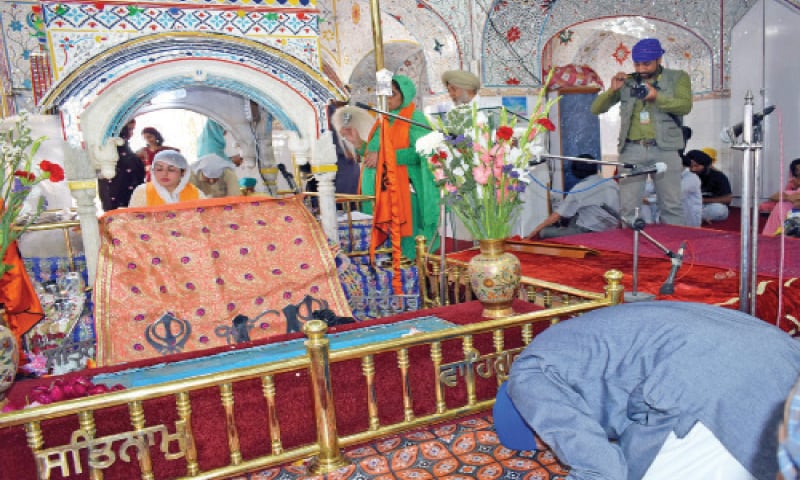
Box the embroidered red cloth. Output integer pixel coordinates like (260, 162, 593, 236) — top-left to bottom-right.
(94, 196, 351, 366)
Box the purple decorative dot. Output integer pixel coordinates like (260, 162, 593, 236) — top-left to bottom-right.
(106, 217, 114, 224)
(250, 201, 261, 206)
(186, 282, 195, 290)
(159, 285, 167, 294)
(283, 291, 292, 300)
(136, 214, 146, 220)
(294, 238, 303, 245)
(201, 226, 210, 234)
(300, 263, 309, 270)
(257, 220, 267, 226)
(310, 286, 319, 294)
(244, 273, 254, 281)
(224, 205, 233, 211)
(131, 286, 141, 294)
(199, 336, 209, 343)
(229, 224, 239, 230)
(216, 278, 225, 285)
(181, 256, 190, 264)
(272, 269, 282, 275)
(284, 216, 294, 223)
(140, 234, 150, 241)
(240, 248, 249, 255)
(134, 314, 145, 321)
(196, 308, 206, 316)
(171, 230, 181, 237)
(255, 296, 264, 305)
(167, 212, 176, 219)
(227, 303, 236, 312)
(112, 238, 121, 246)
(152, 258, 161, 265)
(127, 262, 137, 269)
(267, 244, 276, 251)
(196, 207, 205, 213)
(133, 344, 144, 351)
(277, 200, 286, 206)
(211, 251, 220, 259)
(260, 322, 270, 329)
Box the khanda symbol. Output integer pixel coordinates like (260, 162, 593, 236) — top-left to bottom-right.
(145, 312, 192, 355)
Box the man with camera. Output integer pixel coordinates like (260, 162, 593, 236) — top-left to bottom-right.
(591, 38, 693, 225)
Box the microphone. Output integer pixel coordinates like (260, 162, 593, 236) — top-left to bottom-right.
(659, 241, 686, 295)
(277, 163, 299, 194)
(720, 105, 776, 143)
(616, 162, 667, 179)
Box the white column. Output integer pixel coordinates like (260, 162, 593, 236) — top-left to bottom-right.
(63, 146, 100, 285)
(311, 131, 338, 242)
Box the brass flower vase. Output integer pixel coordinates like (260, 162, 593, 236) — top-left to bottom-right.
(0, 307, 18, 404)
(468, 239, 521, 318)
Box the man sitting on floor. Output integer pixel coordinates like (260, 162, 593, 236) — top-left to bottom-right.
(687, 149, 732, 223)
(495, 301, 800, 480)
(526, 155, 619, 239)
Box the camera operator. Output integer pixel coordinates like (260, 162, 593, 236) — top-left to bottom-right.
(591, 37, 693, 225)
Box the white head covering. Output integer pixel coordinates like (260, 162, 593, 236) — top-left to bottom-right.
(151, 150, 191, 203)
(193, 153, 233, 179)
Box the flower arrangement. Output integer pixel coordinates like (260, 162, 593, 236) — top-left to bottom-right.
(416, 87, 559, 240)
(0, 113, 65, 276)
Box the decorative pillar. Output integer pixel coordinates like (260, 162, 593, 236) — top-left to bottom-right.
(63, 146, 100, 285)
(312, 131, 338, 242)
(287, 133, 310, 195)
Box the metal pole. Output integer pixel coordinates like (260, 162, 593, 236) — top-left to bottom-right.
(439, 190, 447, 303)
(368, 0, 387, 112)
(750, 137, 762, 317)
(738, 92, 754, 313)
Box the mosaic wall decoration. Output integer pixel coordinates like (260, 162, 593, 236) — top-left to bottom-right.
(544, 21, 715, 94)
(481, 0, 756, 90)
(45, 34, 336, 143)
(0, 1, 42, 91)
(40, 1, 321, 80)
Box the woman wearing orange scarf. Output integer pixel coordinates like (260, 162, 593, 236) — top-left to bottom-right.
(340, 75, 439, 260)
(128, 150, 205, 207)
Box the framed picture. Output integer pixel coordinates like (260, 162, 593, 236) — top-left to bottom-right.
(501, 96, 528, 116)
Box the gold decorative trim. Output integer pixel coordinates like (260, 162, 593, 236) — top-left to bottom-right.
(311, 165, 338, 173)
(68, 180, 97, 191)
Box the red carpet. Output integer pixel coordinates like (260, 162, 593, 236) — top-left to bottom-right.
(449, 235, 800, 333)
(549, 225, 800, 278)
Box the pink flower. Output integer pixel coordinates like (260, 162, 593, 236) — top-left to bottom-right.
(445, 183, 458, 193)
(433, 168, 446, 181)
(473, 165, 491, 185)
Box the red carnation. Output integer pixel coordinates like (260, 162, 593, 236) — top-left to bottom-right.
(14, 170, 36, 182)
(535, 118, 556, 131)
(39, 160, 65, 182)
(496, 126, 514, 141)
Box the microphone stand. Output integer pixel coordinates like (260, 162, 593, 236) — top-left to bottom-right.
(730, 91, 765, 316)
(623, 211, 656, 302)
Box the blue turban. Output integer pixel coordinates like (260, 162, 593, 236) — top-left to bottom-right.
(239, 177, 257, 188)
(632, 38, 665, 62)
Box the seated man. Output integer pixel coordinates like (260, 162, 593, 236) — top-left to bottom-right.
(686, 149, 732, 223)
(495, 301, 800, 480)
(526, 155, 619, 239)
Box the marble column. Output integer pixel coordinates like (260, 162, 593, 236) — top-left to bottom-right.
(63, 146, 101, 285)
(310, 131, 338, 242)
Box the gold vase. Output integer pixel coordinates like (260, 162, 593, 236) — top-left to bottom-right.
(0, 307, 18, 404)
(468, 239, 521, 318)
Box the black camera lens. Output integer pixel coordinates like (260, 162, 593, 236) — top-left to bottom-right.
(630, 84, 649, 99)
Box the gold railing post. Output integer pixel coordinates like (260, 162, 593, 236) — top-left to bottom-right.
(604, 270, 624, 304)
(304, 320, 349, 474)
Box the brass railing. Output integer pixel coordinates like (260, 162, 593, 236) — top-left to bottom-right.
(0, 268, 622, 479)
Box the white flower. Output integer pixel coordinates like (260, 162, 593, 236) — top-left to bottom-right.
(415, 131, 446, 155)
(452, 166, 465, 178)
(513, 168, 531, 183)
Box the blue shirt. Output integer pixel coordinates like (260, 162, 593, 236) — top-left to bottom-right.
(508, 302, 800, 480)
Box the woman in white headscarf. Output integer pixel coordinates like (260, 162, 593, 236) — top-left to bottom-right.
(128, 150, 205, 207)
(189, 153, 242, 198)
